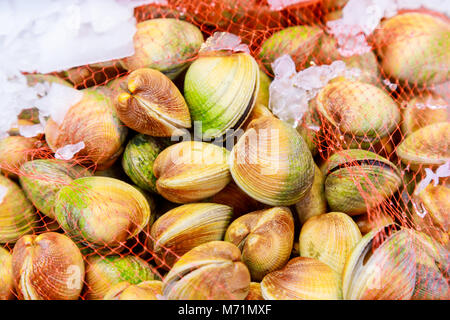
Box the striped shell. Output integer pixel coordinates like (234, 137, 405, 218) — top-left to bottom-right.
(149, 203, 233, 268)
(54, 176, 151, 250)
(342, 228, 417, 300)
(397, 122, 450, 171)
(261, 257, 342, 300)
(225, 207, 294, 281)
(299, 212, 362, 276)
(153, 141, 231, 203)
(86, 255, 156, 300)
(115, 68, 191, 137)
(19, 159, 91, 219)
(0, 136, 41, 178)
(0, 175, 37, 244)
(163, 241, 251, 300)
(229, 116, 315, 206)
(0, 247, 14, 300)
(45, 88, 128, 170)
(184, 52, 259, 140)
(12, 232, 85, 300)
(323, 149, 402, 216)
(103, 280, 163, 300)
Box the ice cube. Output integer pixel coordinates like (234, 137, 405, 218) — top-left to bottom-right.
(200, 32, 250, 54)
(19, 123, 45, 138)
(55, 141, 85, 160)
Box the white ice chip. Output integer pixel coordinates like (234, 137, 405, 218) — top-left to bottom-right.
(19, 124, 45, 138)
(0, 185, 8, 204)
(55, 141, 86, 160)
(200, 32, 250, 54)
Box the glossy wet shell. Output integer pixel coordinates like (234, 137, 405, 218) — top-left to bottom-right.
(0, 175, 37, 244)
(163, 241, 251, 300)
(0, 136, 41, 178)
(153, 141, 231, 203)
(122, 134, 171, 193)
(19, 159, 91, 219)
(229, 116, 315, 206)
(323, 149, 402, 216)
(54, 176, 151, 250)
(0, 247, 14, 300)
(261, 257, 342, 300)
(396, 122, 450, 170)
(225, 207, 294, 281)
(123, 19, 204, 79)
(184, 52, 259, 140)
(86, 255, 156, 300)
(12, 232, 85, 300)
(355, 213, 395, 236)
(103, 280, 163, 300)
(299, 212, 362, 276)
(115, 68, 191, 137)
(149, 203, 233, 268)
(44, 88, 128, 170)
(245, 282, 264, 300)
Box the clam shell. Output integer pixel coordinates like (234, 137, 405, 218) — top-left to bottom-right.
(0, 175, 37, 244)
(163, 241, 250, 300)
(225, 207, 294, 281)
(245, 282, 264, 300)
(149, 203, 233, 268)
(295, 163, 327, 224)
(122, 134, 171, 193)
(184, 52, 259, 140)
(229, 116, 315, 206)
(19, 159, 91, 219)
(299, 212, 362, 276)
(12, 232, 85, 300)
(355, 213, 395, 236)
(323, 0, 348, 9)
(0, 136, 41, 178)
(86, 255, 156, 300)
(45, 88, 128, 170)
(0, 247, 14, 300)
(373, 12, 450, 86)
(54, 176, 151, 250)
(396, 122, 450, 170)
(154, 141, 231, 203)
(123, 19, 204, 79)
(261, 257, 342, 300)
(316, 79, 400, 148)
(342, 228, 417, 300)
(103, 280, 163, 300)
(115, 68, 191, 137)
(323, 149, 402, 216)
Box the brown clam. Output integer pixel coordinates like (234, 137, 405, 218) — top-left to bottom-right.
(355, 213, 395, 236)
(12, 232, 85, 300)
(0, 136, 41, 178)
(245, 282, 264, 300)
(225, 207, 295, 281)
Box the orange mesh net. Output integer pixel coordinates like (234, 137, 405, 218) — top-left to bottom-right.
(0, 0, 448, 300)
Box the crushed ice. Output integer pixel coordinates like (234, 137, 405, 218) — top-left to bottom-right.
(415, 161, 450, 195)
(199, 32, 250, 55)
(0, 185, 7, 204)
(268, 55, 361, 127)
(383, 79, 398, 91)
(18, 123, 45, 138)
(55, 141, 86, 160)
(267, 0, 309, 11)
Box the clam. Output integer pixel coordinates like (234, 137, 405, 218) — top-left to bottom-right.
(12, 232, 84, 300)
(86, 255, 156, 300)
(163, 241, 251, 300)
(184, 52, 259, 140)
(373, 12, 450, 86)
(45, 88, 128, 170)
(354, 213, 395, 236)
(115, 68, 191, 137)
(0, 247, 14, 300)
(0, 175, 37, 244)
(122, 134, 172, 193)
(122, 18, 203, 79)
(401, 92, 448, 136)
(316, 78, 400, 149)
(259, 25, 323, 72)
(153, 141, 231, 203)
(229, 116, 315, 206)
(225, 207, 294, 281)
(295, 101, 321, 156)
(54, 176, 151, 250)
(149, 203, 233, 269)
(0, 136, 41, 178)
(103, 280, 163, 300)
(260, 257, 342, 300)
(323, 0, 348, 9)
(342, 228, 417, 300)
(245, 282, 264, 300)
(323, 149, 402, 216)
(19, 159, 91, 219)
(299, 212, 362, 276)
(295, 163, 327, 224)
(396, 122, 450, 171)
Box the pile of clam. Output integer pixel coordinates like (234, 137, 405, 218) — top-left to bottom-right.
(0, 4, 449, 301)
